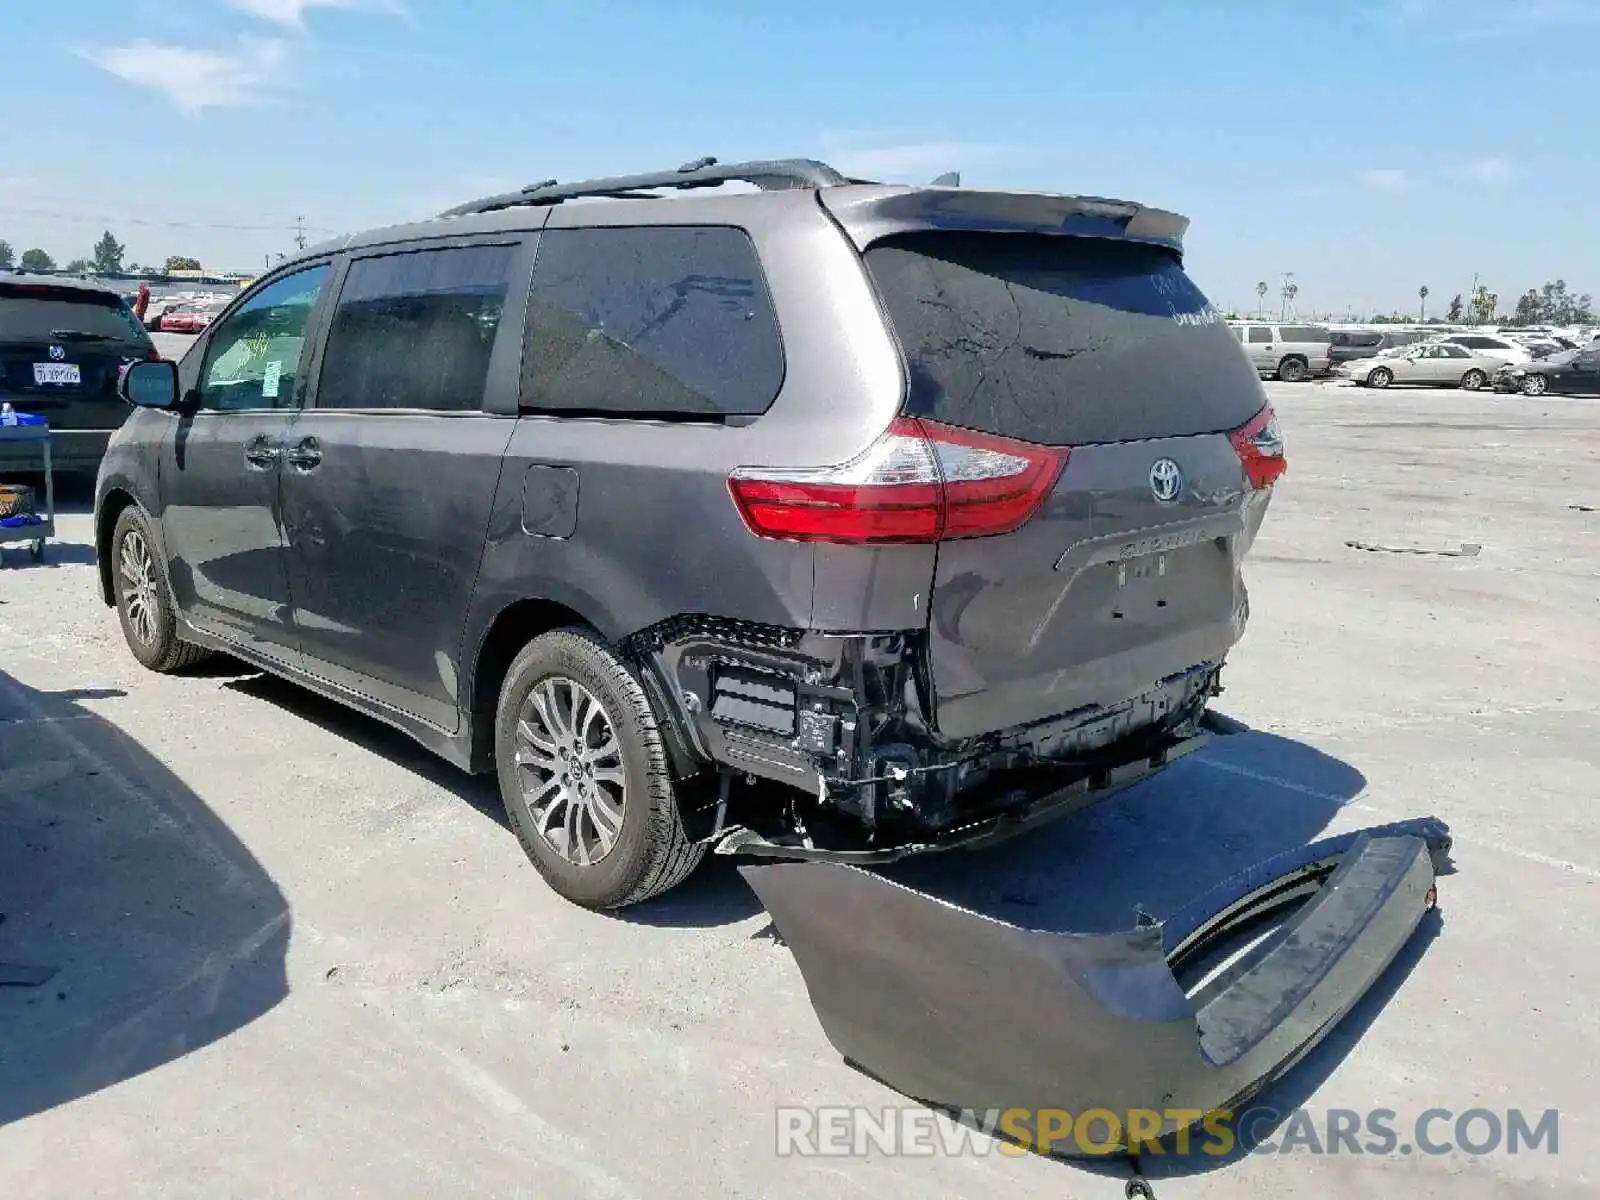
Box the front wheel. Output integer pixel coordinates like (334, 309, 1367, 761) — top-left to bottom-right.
(110, 506, 213, 673)
(1521, 373, 1549, 396)
(1460, 369, 1487, 391)
(1366, 367, 1394, 389)
(1276, 357, 1308, 383)
(494, 628, 705, 910)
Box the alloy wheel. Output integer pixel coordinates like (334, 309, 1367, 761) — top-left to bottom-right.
(118, 529, 160, 646)
(514, 676, 627, 866)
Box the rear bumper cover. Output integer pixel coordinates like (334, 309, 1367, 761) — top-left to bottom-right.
(741, 816, 1450, 1157)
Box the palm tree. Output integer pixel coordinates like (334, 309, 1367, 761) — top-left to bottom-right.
(1255, 280, 1268, 318)
(1419, 285, 1429, 323)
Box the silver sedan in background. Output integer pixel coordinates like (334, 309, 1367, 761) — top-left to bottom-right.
(1334, 341, 1505, 390)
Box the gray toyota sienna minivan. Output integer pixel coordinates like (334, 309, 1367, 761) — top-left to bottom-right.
(96, 156, 1286, 910)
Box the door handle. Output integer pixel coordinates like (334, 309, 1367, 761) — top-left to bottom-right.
(243, 434, 280, 469)
(283, 436, 322, 470)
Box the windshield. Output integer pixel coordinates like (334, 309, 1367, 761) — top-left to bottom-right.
(863, 232, 1264, 446)
(0, 284, 154, 350)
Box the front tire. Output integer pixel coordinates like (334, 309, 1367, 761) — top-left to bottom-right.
(1460, 369, 1487, 391)
(494, 628, 704, 910)
(1521, 373, 1549, 396)
(1367, 367, 1394, 389)
(1276, 356, 1308, 383)
(110, 506, 213, 673)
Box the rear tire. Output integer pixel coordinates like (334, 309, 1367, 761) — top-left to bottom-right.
(1276, 356, 1308, 383)
(494, 627, 704, 910)
(1460, 369, 1487, 391)
(1366, 367, 1393, 389)
(110, 506, 213, 673)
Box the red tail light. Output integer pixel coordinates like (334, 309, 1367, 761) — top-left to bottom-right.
(1229, 404, 1287, 489)
(728, 418, 1068, 545)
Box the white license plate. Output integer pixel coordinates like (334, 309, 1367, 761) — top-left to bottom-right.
(33, 363, 81, 385)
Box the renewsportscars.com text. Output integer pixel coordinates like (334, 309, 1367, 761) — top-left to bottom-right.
(774, 1105, 1560, 1159)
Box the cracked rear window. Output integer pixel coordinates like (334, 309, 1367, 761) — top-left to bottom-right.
(864, 232, 1265, 446)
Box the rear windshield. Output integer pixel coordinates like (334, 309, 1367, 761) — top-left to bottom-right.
(1280, 325, 1331, 343)
(863, 233, 1264, 446)
(0, 283, 153, 350)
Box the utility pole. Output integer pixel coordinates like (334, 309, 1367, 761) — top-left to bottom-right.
(293, 216, 308, 252)
(1279, 272, 1298, 322)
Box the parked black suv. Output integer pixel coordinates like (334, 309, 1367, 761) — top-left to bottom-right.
(0, 274, 157, 476)
(95, 157, 1287, 910)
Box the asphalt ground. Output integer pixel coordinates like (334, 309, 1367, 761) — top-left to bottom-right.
(1, 372, 1595, 1198)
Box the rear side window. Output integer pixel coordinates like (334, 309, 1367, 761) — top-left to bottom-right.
(317, 244, 514, 412)
(520, 226, 783, 419)
(1281, 325, 1330, 343)
(863, 232, 1264, 446)
(0, 283, 153, 352)
(1247, 326, 1274, 343)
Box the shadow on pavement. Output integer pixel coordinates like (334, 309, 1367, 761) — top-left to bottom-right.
(882, 724, 1366, 932)
(0, 668, 289, 1126)
(0, 541, 97, 569)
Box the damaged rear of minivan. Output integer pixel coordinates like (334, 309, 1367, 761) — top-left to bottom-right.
(666, 185, 1448, 1155)
(670, 186, 1285, 860)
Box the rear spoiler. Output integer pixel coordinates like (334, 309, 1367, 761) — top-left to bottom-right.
(817, 185, 1190, 256)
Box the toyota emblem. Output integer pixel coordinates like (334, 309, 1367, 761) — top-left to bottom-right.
(1149, 457, 1184, 503)
(48, 344, 66, 361)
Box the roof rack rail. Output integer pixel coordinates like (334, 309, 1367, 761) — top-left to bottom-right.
(438, 156, 855, 218)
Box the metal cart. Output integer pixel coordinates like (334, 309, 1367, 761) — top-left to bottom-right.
(0, 412, 55, 563)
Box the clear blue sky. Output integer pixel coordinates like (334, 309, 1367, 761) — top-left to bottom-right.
(2, 0, 1595, 316)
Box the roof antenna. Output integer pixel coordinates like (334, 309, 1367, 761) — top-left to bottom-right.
(930, 171, 960, 186)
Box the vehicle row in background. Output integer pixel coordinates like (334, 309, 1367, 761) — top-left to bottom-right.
(1332, 341, 1505, 389)
(1492, 345, 1600, 396)
(1227, 320, 1333, 382)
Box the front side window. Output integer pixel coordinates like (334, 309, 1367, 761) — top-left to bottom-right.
(316, 244, 515, 412)
(519, 226, 784, 419)
(200, 265, 330, 411)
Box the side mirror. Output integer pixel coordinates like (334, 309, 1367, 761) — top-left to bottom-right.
(119, 359, 181, 410)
